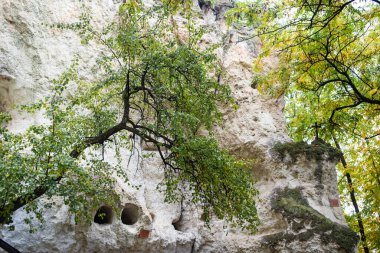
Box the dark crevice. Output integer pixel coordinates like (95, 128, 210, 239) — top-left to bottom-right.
(172, 199, 184, 231)
(94, 205, 113, 225)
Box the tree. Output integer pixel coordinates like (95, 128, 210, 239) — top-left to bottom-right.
(226, 0, 380, 251)
(0, 3, 259, 232)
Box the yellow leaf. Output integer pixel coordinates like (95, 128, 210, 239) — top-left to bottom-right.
(369, 88, 377, 96)
(253, 59, 264, 72)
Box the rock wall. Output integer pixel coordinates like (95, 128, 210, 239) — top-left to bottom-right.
(0, 0, 357, 252)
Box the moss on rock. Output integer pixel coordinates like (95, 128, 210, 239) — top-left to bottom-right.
(263, 187, 359, 252)
(272, 139, 341, 162)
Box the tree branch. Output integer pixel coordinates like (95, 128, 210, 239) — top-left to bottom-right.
(329, 101, 363, 123)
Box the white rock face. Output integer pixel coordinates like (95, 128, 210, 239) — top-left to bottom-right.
(0, 1, 356, 252)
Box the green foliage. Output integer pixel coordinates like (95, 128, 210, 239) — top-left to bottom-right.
(168, 136, 259, 230)
(0, 71, 122, 227)
(265, 187, 359, 252)
(226, 0, 380, 250)
(273, 140, 341, 162)
(0, 2, 259, 232)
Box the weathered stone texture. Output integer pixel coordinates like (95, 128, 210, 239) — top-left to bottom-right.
(0, 0, 356, 252)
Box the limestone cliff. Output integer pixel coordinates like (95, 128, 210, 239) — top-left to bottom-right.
(0, 0, 357, 252)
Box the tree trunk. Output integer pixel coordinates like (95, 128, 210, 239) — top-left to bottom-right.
(332, 133, 369, 253)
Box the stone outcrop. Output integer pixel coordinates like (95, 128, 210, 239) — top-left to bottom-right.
(0, 0, 357, 252)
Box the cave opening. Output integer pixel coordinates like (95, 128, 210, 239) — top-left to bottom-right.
(121, 203, 140, 225)
(94, 205, 113, 225)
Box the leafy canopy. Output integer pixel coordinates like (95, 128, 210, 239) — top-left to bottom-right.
(0, 3, 259, 231)
(226, 0, 380, 251)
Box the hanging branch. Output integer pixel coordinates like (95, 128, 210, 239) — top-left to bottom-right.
(331, 131, 369, 253)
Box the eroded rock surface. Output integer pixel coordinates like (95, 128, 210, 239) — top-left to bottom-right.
(0, 0, 357, 252)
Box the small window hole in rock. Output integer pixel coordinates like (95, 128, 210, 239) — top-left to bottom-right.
(94, 205, 113, 225)
(121, 203, 140, 225)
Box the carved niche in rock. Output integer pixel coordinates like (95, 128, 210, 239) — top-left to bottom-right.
(121, 203, 140, 225)
(94, 205, 113, 225)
